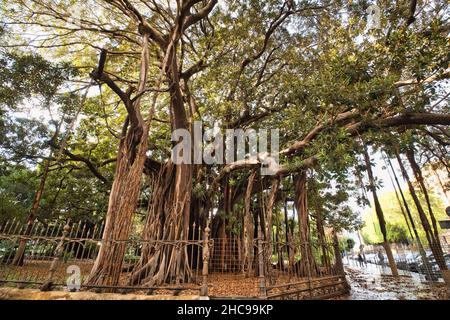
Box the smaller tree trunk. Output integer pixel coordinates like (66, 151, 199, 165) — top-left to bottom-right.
(385, 154, 434, 279)
(264, 178, 280, 282)
(363, 146, 399, 277)
(406, 149, 442, 246)
(243, 171, 256, 277)
(294, 171, 317, 278)
(332, 231, 345, 276)
(12, 158, 51, 266)
(384, 156, 414, 240)
(395, 151, 448, 272)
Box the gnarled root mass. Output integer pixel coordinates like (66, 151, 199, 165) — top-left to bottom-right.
(86, 124, 150, 288)
(128, 161, 195, 286)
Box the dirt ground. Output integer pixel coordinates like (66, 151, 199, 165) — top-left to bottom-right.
(208, 273, 260, 297)
(5, 260, 446, 300)
(0, 288, 200, 300)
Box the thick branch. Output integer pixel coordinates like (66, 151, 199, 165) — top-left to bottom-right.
(48, 141, 109, 184)
(183, 0, 218, 31)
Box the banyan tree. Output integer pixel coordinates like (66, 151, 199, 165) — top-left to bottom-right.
(1, 0, 449, 290)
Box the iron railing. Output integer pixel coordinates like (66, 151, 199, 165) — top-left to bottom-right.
(344, 242, 450, 283)
(0, 219, 349, 299)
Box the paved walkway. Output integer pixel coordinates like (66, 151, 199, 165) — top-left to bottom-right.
(345, 257, 421, 278)
(342, 260, 448, 300)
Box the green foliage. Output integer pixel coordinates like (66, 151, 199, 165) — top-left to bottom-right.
(0, 168, 38, 223)
(0, 52, 77, 109)
(0, 52, 78, 165)
(362, 188, 447, 244)
(338, 236, 355, 252)
(0, 240, 18, 263)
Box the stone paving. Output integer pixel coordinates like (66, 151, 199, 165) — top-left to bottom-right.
(341, 261, 449, 300)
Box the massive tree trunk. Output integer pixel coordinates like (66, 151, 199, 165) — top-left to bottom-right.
(128, 30, 194, 286)
(363, 147, 399, 278)
(86, 33, 152, 288)
(128, 159, 193, 286)
(294, 171, 317, 278)
(128, 74, 193, 285)
(125, 1, 219, 285)
(86, 121, 149, 287)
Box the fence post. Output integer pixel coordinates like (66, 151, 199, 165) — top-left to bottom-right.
(257, 226, 267, 299)
(41, 223, 70, 291)
(200, 226, 210, 298)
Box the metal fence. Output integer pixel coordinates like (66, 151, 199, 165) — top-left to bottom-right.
(206, 232, 349, 299)
(262, 239, 350, 300)
(0, 220, 206, 296)
(0, 219, 349, 299)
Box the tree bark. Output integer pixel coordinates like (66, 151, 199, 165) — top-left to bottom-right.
(406, 149, 442, 245)
(86, 32, 152, 288)
(126, 1, 220, 285)
(130, 55, 193, 285)
(86, 120, 150, 287)
(264, 178, 280, 281)
(395, 150, 448, 272)
(243, 171, 257, 277)
(385, 155, 433, 278)
(294, 171, 317, 278)
(363, 146, 399, 277)
(11, 158, 51, 266)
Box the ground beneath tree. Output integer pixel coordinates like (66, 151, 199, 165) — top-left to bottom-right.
(339, 265, 449, 300)
(208, 273, 259, 298)
(0, 288, 201, 300)
(5, 260, 447, 300)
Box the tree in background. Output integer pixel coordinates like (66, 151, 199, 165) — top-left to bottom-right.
(362, 188, 447, 244)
